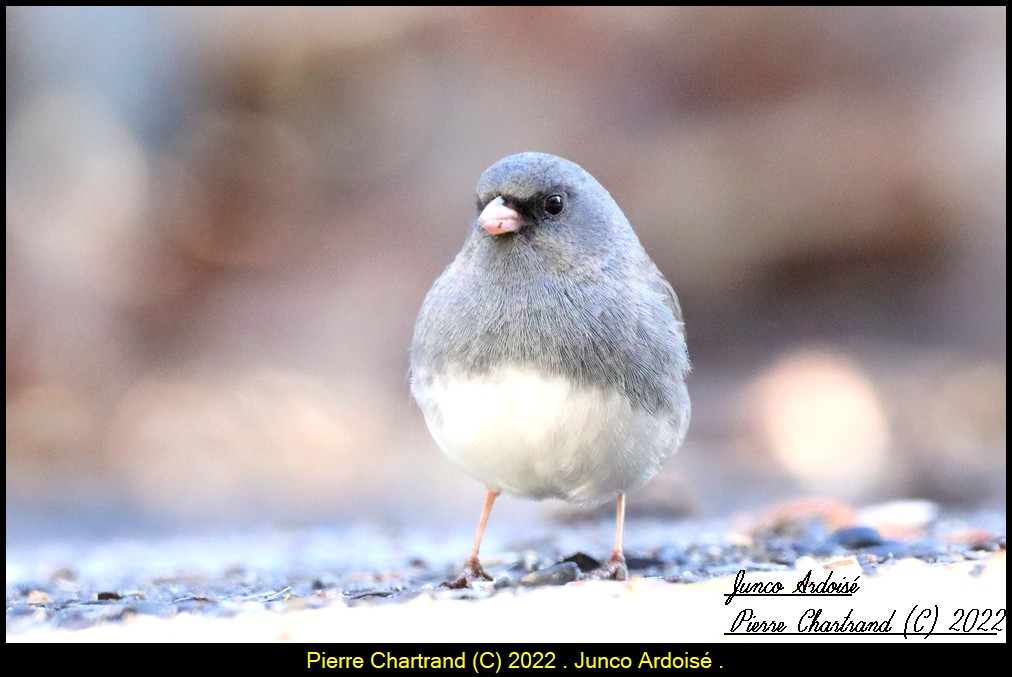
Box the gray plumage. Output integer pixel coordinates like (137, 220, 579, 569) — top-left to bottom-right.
(411, 152, 689, 414)
(410, 152, 690, 506)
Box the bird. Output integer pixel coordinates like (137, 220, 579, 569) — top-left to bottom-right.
(410, 152, 690, 588)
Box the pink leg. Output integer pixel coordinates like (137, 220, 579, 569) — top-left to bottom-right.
(605, 493, 628, 580)
(445, 488, 499, 589)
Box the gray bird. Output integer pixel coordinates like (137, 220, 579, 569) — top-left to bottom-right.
(411, 152, 690, 587)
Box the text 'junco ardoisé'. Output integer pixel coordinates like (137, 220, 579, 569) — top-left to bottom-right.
(411, 153, 690, 588)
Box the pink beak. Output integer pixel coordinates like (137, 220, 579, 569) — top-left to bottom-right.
(478, 196, 521, 235)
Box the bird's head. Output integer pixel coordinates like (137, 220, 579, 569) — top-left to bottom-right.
(472, 153, 632, 260)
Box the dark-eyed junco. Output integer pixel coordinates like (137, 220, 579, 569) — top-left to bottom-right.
(411, 153, 690, 587)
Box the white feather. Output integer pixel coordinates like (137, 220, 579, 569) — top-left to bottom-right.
(414, 367, 688, 505)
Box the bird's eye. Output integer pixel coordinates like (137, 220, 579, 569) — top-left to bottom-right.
(544, 194, 564, 215)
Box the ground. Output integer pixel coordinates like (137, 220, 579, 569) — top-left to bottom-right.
(6, 501, 1005, 642)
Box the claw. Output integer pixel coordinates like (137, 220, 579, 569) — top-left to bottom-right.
(605, 552, 628, 581)
(443, 556, 493, 589)
(586, 552, 628, 581)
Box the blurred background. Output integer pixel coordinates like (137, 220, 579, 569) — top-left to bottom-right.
(6, 7, 1005, 543)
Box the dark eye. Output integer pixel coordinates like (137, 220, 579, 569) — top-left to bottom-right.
(544, 194, 564, 215)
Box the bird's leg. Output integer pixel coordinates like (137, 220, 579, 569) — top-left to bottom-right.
(445, 488, 499, 589)
(605, 493, 629, 580)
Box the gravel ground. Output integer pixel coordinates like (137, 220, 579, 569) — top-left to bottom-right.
(6, 501, 1005, 642)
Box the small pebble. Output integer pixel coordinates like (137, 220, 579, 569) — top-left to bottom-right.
(561, 552, 601, 572)
(625, 555, 665, 571)
(827, 526, 885, 549)
(345, 589, 394, 601)
(50, 568, 83, 593)
(519, 562, 580, 587)
(493, 573, 516, 589)
(27, 590, 52, 604)
(969, 539, 1000, 552)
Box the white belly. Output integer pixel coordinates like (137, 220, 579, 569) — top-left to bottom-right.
(414, 368, 688, 505)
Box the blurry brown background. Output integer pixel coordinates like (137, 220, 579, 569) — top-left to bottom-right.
(6, 7, 1005, 540)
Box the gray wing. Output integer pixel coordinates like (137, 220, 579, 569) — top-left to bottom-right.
(640, 256, 685, 338)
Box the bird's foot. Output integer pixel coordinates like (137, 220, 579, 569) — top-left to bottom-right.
(606, 552, 629, 581)
(443, 557, 493, 589)
(589, 552, 628, 581)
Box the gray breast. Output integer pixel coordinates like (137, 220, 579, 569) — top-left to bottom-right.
(411, 236, 688, 416)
